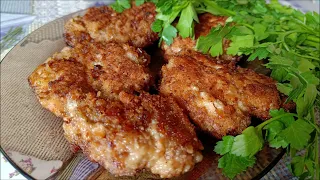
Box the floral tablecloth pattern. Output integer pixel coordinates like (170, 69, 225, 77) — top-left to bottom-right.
(1, 151, 62, 179)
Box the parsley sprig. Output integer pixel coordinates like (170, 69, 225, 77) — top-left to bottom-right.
(215, 109, 318, 179)
(194, 0, 319, 179)
(151, 0, 234, 45)
(150, 0, 319, 178)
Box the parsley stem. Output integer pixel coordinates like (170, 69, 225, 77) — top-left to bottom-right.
(282, 41, 290, 52)
(201, 0, 236, 16)
(307, 120, 320, 133)
(286, 67, 310, 86)
(269, 30, 316, 36)
(303, 40, 320, 48)
(289, 51, 320, 62)
(306, 36, 320, 43)
(281, 31, 299, 51)
(237, 23, 254, 31)
(256, 113, 297, 131)
(289, 18, 317, 35)
(280, 30, 320, 52)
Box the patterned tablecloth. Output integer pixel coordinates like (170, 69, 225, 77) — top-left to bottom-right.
(0, 0, 319, 179)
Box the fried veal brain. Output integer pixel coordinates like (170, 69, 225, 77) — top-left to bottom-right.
(32, 42, 152, 100)
(64, 2, 158, 48)
(28, 44, 203, 178)
(160, 54, 281, 139)
(161, 13, 238, 63)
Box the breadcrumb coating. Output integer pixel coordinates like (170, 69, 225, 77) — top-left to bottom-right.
(64, 2, 158, 48)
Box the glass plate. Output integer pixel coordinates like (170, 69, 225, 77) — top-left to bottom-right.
(0, 9, 285, 180)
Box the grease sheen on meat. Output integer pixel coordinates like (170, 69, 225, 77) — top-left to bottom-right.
(28, 58, 203, 178)
(160, 54, 281, 139)
(64, 2, 158, 48)
(161, 13, 238, 63)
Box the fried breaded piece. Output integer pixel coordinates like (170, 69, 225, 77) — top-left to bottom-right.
(65, 2, 158, 48)
(29, 59, 203, 178)
(28, 60, 91, 117)
(161, 13, 238, 63)
(160, 55, 281, 138)
(32, 42, 152, 100)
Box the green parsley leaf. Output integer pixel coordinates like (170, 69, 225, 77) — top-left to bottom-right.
(157, 0, 176, 15)
(305, 159, 314, 177)
(270, 68, 289, 82)
(135, 0, 158, 6)
(263, 121, 288, 148)
(286, 85, 304, 103)
(263, 121, 283, 141)
(227, 35, 254, 55)
(196, 25, 222, 54)
(276, 83, 292, 95)
(110, 0, 131, 13)
(153, 0, 235, 45)
(218, 153, 256, 179)
(136, 0, 158, 6)
(301, 71, 320, 85)
(214, 136, 234, 155)
(266, 44, 281, 54)
(298, 59, 316, 73)
(231, 126, 264, 157)
(296, 84, 318, 117)
(118, 0, 131, 8)
(269, 134, 288, 149)
(196, 25, 233, 57)
(279, 119, 315, 150)
(266, 55, 294, 68)
(247, 47, 270, 61)
(291, 156, 305, 177)
(176, 3, 198, 38)
(151, 19, 163, 32)
(197, 0, 235, 16)
(229, 26, 253, 36)
(269, 108, 295, 127)
(110, 3, 124, 13)
(135, 0, 145, 6)
(161, 25, 177, 45)
(253, 23, 269, 41)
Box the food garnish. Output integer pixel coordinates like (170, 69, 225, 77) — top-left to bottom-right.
(111, 0, 158, 12)
(144, 0, 320, 179)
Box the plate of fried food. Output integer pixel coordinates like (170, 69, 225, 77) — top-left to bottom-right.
(1, 0, 319, 180)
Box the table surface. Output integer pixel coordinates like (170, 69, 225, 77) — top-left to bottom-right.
(0, 0, 319, 179)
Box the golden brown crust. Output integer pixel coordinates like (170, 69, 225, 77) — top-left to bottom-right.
(161, 13, 238, 63)
(29, 57, 203, 178)
(28, 60, 92, 117)
(37, 42, 152, 100)
(64, 91, 203, 178)
(64, 17, 93, 46)
(160, 55, 281, 139)
(65, 3, 159, 48)
(28, 41, 153, 114)
(69, 42, 152, 100)
(119, 92, 202, 148)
